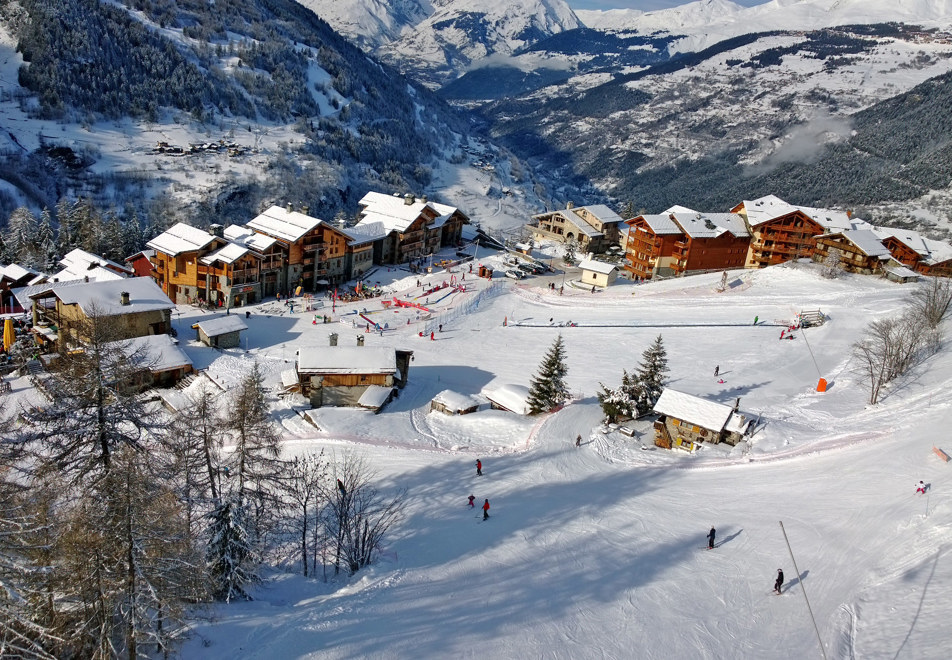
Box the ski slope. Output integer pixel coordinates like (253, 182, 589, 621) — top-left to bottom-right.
(170, 254, 952, 659)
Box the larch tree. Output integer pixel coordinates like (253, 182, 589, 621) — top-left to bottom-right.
(526, 334, 570, 415)
(280, 451, 328, 577)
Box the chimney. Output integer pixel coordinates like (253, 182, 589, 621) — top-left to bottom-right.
(286, 202, 293, 213)
(329, 332, 338, 347)
(734, 397, 741, 412)
(209, 223, 223, 238)
(404, 194, 414, 205)
(566, 201, 574, 210)
(302, 205, 310, 216)
(421, 194, 428, 203)
(357, 335, 365, 346)
(120, 291, 130, 306)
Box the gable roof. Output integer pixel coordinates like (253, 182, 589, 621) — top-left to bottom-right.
(0, 263, 41, 283)
(199, 242, 256, 266)
(147, 223, 217, 256)
(58, 248, 132, 278)
(634, 214, 684, 235)
(38, 277, 173, 316)
(246, 205, 323, 243)
(224, 224, 278, 252)
(297, 346, 397, 375)
(356, 191, 462, 235)
(575, 204, 624, 226)
(653, 388, 734, 432)
(578, 258, 618, 275)
(825, 229, 891, 259)
(106, 334, 192, 374)
(194, 315, 249, 337)
(670, 212, 749, 239)
(483, 383, 531, 415)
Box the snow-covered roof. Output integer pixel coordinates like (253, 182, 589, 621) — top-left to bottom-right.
(199, 242, 254, 266)
(663, 205, 698, 214)
(884, 264, 920, 280)
(830, 230, 891, 259)
(483, 383, 531, 415)
(106, 334, 192, 374)
(343, 222, 387, 245)
(578, 259, 618, 275)
(635, 214, 683, 235)
(738, 195, 800, 227)
(246, 205, 323, 243)
(670, 212, 749, 239)
(147, 223, 217, 256)
(224, 224, 278, 252)
(577, 204, 624, 225)
(0, 263, 41, 282)
(433, 389, 482, 412)
(39, 277, 173, 316)
(58, 248, 132, 278)
(297, 346, 397, 375)
(798, 206, 853, 232)
(195, 315, 248, 337)
(653, 388, 734, 432)
(922, 237, 952, 265)
(357, 192, 462, 235)
(52, 264, 126, 284)
(872, 226, 936, 258)
(358, 385, 394, 409)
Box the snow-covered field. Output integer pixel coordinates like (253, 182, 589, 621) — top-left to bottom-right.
(93, 246, 951, 659)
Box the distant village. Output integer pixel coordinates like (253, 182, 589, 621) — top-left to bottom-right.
(2, 190, 950, 413)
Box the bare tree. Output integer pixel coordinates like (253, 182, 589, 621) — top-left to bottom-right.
(852, 313, 938, 404)
(280, 451, 328, 577)
(325, 454, 406, 576)
(910, 276, 952, 329)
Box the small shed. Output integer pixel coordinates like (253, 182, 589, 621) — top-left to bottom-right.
(484, 384, 531, 415)
(193, 315, 248, 348)
(652, 388, 750, 450)
(105, 334, 193, 391)
(578, 258, 618, 288)
(883, 265, 920, 284)
(296, 344, 412, 411)
(431, 389, 482, 415)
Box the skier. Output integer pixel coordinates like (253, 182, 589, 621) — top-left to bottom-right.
(439, 324, 443, 332)
(714, 365, 719, 377)
(476, 459, 482, 476)
(753, 315, 759, 325)
(430, 331, 435, 341)
(468, 494, 476, 508)
(774, 569, 784, 594)
(780, 330, 785, 340)
(576, 434, 582, 448)
(707, 526, 716, 550)
(916, 480, 926, 494)
(482, 499, 490, 520)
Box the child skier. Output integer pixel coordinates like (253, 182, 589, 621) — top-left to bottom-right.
(774, 569, 784, 594)
(916, 480, 926, 494)
(468, 494, 476, 508)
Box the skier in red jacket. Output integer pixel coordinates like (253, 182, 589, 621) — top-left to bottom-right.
(482, 499, 490, 520)
(476, 459, 482, 476)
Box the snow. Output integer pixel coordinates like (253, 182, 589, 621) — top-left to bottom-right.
(194, 315, 249, 338)
(246, 206, 323, 243)
(297, 345, 397, 375)
(577, 257, 617, 274)
(147, 223, 217, 256)
(653, 386, 736, 431)
(106, 334, 192, 373)
(46, 277, 173, 316)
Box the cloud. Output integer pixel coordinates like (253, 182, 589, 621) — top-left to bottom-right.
(464, 52, 575, 73)
(746, 113, 853, 176)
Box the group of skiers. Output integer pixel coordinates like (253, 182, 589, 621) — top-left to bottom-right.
(471, 460, 490, 519)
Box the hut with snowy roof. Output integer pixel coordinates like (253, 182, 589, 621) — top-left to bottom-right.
(295, 337, 412, 411)
(578, 257, 618, 288)
(484, 384, 531, 415)
(192, 315, 248, 349)
(105, 334, 193, 391)
(652, 388, 751, 450)
(431, 389, 482, 416)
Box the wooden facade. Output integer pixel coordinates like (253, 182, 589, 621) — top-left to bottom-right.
(739, 209, 824, 268)
(812, 231, 891, 274)
(529, 203, 623, 254)
(148, 224, 227, 304)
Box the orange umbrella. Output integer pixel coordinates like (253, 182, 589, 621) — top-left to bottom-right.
(2, 318, 14, 352)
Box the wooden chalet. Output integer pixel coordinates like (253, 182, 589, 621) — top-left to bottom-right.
(623, 208, 749, 280)
(125, 249, 157, 279)
(872, 227, 952, 278)
(732, 195, 853, 268)
(354, 192, 469, 265)
(198, 242, 266, 307)
(147, 223, 226, 304)
(296, 341, 412, 411)
(29, 277, 174, 351)
(652, 388, 751, 451)
(812, 229, 892, 274)
(55, 248, 133, 282)
(1, 264, 43, 313)
(528, 202, 623, 254)
(245, 204, 351, 292)
(105, 334, 193, 390)
(223, 225, 286, 297)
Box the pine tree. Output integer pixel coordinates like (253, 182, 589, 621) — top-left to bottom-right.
(634, 334, 669, 417)
(35, 208, 57, 272)
(205, 495, 258, 602)
(597, 369, 643, 423)
(526, 334, 570, 415)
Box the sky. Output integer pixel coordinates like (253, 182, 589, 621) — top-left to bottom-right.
(569, 0, 766, 10)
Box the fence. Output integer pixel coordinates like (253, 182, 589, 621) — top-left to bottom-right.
(424, 282, 505, 334)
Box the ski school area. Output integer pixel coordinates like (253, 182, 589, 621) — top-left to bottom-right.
(175, 250, 952, 660)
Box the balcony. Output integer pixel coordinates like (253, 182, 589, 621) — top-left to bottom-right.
(302, 240, 326, 253)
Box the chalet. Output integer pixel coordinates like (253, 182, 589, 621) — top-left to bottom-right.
(198, 242, 265, 307)
(193, 315, 248, 349)
(147, 223, 226, 304)
(528, 203, 623, 254)
(125, 249, 156, 279)
(1, 264, 43, 313)
(812, 229, 892, 274)
(652, 388, 751, 450)
(732, 195, 853, 268)
(105, 334, 193, 390)
(340, 224, 378, 282)
(55, 248, 132, 282)
(295, 342, 413, 411)
(872, 227, 952, 278)
(623, 209, 750, 280)
(354, 192, 469, 265)
(578, 258, 618, 288)
(223, 224, 285, 297)
(883, 264, 920, 284)
(245, 204, 350, 291)
(431, 390, 482, 415)
(484, 383, 531, 415)
(28, 277, 174, 351)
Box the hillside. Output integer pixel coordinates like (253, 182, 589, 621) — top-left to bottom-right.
(88, 254, 948, 659)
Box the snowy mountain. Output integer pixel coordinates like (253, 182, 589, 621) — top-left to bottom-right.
(301, 0, 583, 88)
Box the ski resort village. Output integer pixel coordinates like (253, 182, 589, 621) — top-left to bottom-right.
(3, 186, 952, 658)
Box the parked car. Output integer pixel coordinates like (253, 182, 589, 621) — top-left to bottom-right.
(504, 269, 525, 279)
(517, 263, 536, 274)
(527, 262, 547, 274)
